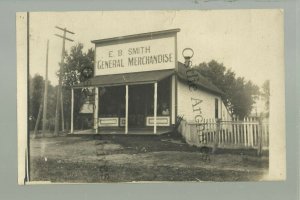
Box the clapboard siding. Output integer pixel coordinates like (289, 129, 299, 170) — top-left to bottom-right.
(177, 79, 231, 122)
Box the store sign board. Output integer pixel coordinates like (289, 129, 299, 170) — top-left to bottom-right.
(94, 36, 176, 76)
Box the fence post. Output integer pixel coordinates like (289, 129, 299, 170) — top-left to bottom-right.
(186, 122, 191, 143)
(257, 117, 263, 156)
(212, 118, 221, 154)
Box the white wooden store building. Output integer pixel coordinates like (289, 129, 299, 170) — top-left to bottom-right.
(70, 29, 231, 134)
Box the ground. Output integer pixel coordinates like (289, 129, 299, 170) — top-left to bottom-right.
(29, 133, 269, 183)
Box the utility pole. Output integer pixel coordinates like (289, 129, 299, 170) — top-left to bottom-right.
(60, 90, 65, 132)
(33, 101, 43, 138)
(42, 40, 49, 136)
(54, 26, 74, 136)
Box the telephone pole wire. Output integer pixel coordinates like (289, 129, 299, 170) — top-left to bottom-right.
(54, 26, 74, 136)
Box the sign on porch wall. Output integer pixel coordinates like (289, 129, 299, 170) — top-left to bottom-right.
(98, 118, 119, 127)
(146, 116, 170, 126)
(95, 36, 176, 76)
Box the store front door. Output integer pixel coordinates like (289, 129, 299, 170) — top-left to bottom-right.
(128, 84, 153, 129)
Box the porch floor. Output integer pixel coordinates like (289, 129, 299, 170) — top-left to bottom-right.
(70, 127, 172, 135)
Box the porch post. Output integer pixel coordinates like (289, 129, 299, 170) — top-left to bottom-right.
(171, 75, 176, 125)
(154, 82, 157, 134)
(70, 88, 74, 134)
(125, 85, 128, 134)
(94, 87, 99, 133)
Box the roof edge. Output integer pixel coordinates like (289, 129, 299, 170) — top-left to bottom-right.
(176, 74, 223, 96)
(91, 28, 180, 44)
(176, 62, 224, 96)
(72, 69, 175, 88)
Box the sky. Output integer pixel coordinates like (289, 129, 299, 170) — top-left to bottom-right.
(28, 10, 284, 87)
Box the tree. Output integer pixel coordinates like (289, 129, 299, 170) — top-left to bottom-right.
(61, 43, 94, 87)
(59, 43, 95, 130)
(261, 80, 270, 117)
(195, 60, 259, 119)
(29, 74, 57, 131)
(29, 74, 44, 130)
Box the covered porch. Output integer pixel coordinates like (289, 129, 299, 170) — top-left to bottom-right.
(70, 69, 176, 135)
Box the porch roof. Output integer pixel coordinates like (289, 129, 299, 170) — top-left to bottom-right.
(73, 69, 174, 88)
(73, 62, 223, 95)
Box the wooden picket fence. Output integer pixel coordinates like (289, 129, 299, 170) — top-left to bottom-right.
(179, 117, 269, 151)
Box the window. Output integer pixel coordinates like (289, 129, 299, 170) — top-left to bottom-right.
(215, 98, 219, 119)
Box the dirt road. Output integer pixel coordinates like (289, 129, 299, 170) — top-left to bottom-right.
(29, 134, 268, 183)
